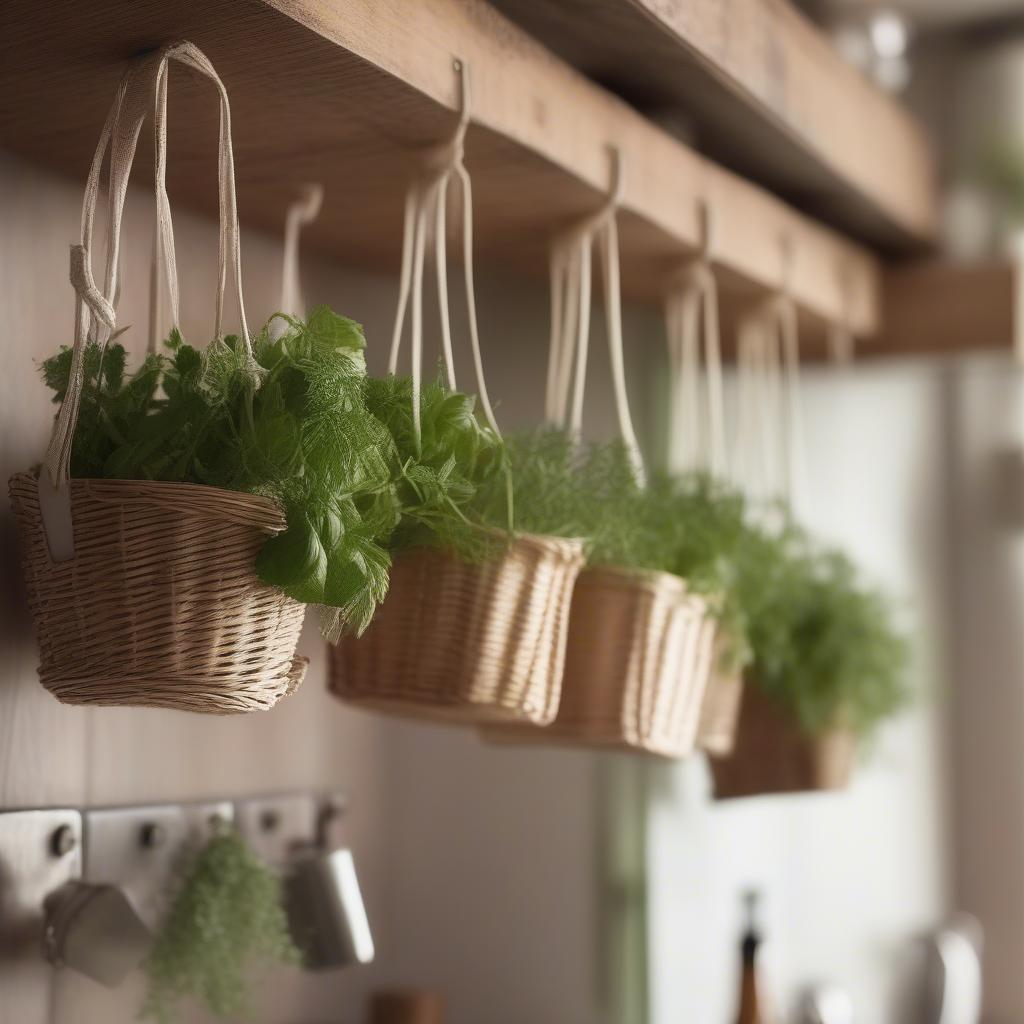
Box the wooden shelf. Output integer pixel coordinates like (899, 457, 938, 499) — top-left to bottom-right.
(0, 0, 882, 342)
(490, 0, 939, 253)
(877, 261, 1022, 356)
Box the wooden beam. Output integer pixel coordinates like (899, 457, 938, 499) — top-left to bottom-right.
(876, 261, 1021, 356)
(490, 0, 939, 252)
(0, 0, 881, 340)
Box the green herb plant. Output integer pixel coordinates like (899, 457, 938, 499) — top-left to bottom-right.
(734, 516, 909, 738)
(141, 823, 299, 1024)
(364, 372, 508, 560)
(475, 427, 907, 737)
(40, 308, 507, 637)
(475, 429, 749, 659)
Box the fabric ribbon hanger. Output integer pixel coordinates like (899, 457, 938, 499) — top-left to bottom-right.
(388, 58, 499, 455)
(47, 41, 251, 492)
(280, 183, 324, 320)
(731, 232, 805, 514)
(827, 257, 857, 367)
(546, 148, 645, 486)
(665, 198, 727, 479)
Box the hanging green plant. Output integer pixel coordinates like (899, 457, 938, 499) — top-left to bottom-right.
(474, 427, 653, 567)
(141, 822, 299, 1024)
(474, 429, 748, 655)
(733, 515, 909, 738)
(40, 306, 399, 635)
(363, 372, 508, 560)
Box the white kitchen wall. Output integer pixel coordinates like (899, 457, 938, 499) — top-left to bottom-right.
(647, 360, 953, 1024)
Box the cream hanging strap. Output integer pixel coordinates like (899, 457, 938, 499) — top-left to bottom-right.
(664, 202, 726, 478)
(280, 184, 324, 319)
(546, 151, 645, 485)
(388, 60, 499, 452)
(732, 290, 804, 508)
(47, 41, 253, 489)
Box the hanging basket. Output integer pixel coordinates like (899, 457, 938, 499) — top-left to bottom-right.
(9, 474, 307, 713)
(485, 565, 717, 756)
(709, 681, 856, 798)
(696, 637, 745, 755)
(328, 533, 585, 725)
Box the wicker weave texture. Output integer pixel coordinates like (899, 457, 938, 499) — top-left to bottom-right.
(486, 565, 716, 757)
(329, 534, 585, 724)
(696, 638, 745, 755)
(9, 473, 308, 713)
(709, 680, 855, 798)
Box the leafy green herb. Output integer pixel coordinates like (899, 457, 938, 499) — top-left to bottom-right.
(40, 311, 511, 636)
(364, 373, 508, 561)
(42, 308, 396, 635)
(141, 824, 299, 1024)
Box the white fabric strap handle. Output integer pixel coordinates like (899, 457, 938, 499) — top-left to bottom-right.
(45, 59, 141, 487)
(46, 42, 251, 487)
(387, 61, 499, 452)
(665, 256, 727, 477)
(280, 184, 324, 318)
(545, 152, 645, 485)
(152, 42, 252, 351)
(730, 292, 803, 506)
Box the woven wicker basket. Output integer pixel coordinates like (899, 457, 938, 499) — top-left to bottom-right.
(696, 637, 745, 755)
(329, 533, 585, 724)
(709, 681, 855, 798)
(9, 474, 308, 713)
(485, 565, 717, 756)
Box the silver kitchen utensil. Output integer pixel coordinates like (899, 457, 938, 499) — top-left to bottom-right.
(284, 798, 374, 970)
(922, 914, 983, 1024)
(42, 880, 152, 987)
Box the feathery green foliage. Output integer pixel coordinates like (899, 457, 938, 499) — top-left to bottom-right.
(475, 427, 906, 736)
(364, 373, 507, 561)
(475, 427, 742, 591)
(141, 824, 299, 1024)
(734, 517, 909, 737)
(474, 428, 663, 568)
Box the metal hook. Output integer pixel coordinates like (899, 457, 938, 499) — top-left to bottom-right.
(315, 795, 348, 851)
(828, 257, 857, 365)
(697, 197, 715, 261)
(778, 229, 796, 295)
(452, 57, 471, 135)
(605, 145, 624, 209)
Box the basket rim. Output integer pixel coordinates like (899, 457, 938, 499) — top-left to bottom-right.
(10, 471, 287, 533)
(390, 530, 588, 565)
(577, 562, 708, 607)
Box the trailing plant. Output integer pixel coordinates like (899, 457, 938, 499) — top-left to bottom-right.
(141, 822, 299, 1024)
(733, 515, 909, 738)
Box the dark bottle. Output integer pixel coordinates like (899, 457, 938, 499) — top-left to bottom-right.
(736, 889, 771, 1024)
